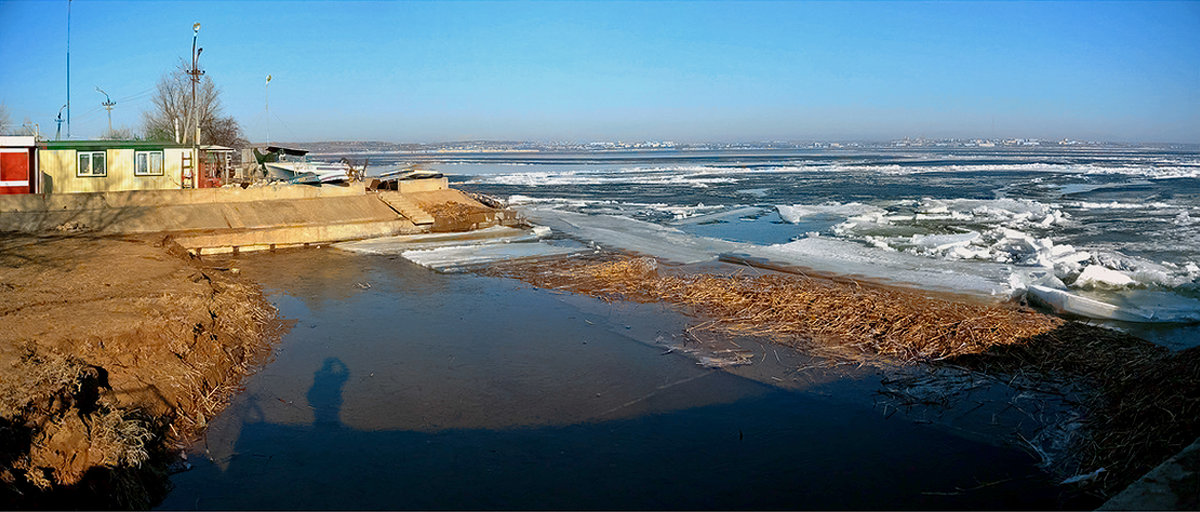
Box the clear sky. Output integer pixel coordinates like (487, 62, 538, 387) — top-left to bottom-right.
(1, 0, 1198, 143)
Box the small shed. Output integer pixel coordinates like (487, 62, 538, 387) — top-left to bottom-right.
(197, 145, 235, 188)
(38, 140, 196, 194)
(0, 136, 39, 195)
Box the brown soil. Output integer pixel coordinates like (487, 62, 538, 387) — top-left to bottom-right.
(407, 189, 504, 232)
(0, 234, 287, 508)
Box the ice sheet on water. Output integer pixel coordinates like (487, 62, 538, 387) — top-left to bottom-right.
(670, 206, 765, 226)
(1073, 265, 1136, 289)
(776, 202, 886, 224)
(401, 239, 594, 273)
(519, 207, 745, 264)
(516, 204, 1199, 323)
(334, 226, 549, 255)
(1027, 286, 1200, 323)
(470, 165, 739, 187)
(736, 237, 1020, 297)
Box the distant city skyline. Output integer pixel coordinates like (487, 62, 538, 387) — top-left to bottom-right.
(1, 0, 1198, 144)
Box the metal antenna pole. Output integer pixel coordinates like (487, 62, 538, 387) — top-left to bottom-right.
(96, 87, 116, 133)
(66, 0, 71, 139)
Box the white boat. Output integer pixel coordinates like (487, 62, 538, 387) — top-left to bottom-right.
(256, 146, 350, 184)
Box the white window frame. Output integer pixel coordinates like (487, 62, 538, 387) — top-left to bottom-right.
(77, 151, 107, 177)
(134, 150, 164, 176)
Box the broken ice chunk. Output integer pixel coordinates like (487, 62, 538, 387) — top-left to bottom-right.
(1073, 265, 1135, 288)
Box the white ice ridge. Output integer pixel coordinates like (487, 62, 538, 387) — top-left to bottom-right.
(520, 205, 1200, 323)
(334, 225, 550, 255)
(518, 207, 745, 264)
(1027, 286, 1200, 323)
(401, 240, 594, 273)
(742, 237, 1020, 297)
(470, 165, 739, 187)
(670, 206, 764, 225)
(776, 202, 885, 223)
(520, 205, 1021, 296)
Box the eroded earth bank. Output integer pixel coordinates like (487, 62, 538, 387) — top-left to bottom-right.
(0, 235, 287, 508)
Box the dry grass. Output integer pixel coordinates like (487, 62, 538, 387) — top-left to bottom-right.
(0, 350, 85, 420)
(492, 255, 1063, 364)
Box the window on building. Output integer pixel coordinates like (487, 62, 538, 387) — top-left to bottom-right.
(135, 150, 164, 176)
(77, 151, 106, 177)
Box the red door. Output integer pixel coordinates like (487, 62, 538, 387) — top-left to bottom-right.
(0, 149, 32, 195)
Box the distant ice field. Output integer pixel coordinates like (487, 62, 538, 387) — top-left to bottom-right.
(328, 148, 1200, 347)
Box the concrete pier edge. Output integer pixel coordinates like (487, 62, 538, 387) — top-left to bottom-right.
(1099, 436, 1200, 510)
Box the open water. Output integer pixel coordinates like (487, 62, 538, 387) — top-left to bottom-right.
(348, 147, 1200, 347)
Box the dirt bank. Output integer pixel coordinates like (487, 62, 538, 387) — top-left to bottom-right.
(0, 234, 287, 508)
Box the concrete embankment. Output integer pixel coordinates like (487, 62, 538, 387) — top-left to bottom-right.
(0, 178, 516, 255)
(1101, 436, 1200, 510)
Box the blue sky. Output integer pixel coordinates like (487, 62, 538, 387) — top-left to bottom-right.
(1, 0, 1198, 143)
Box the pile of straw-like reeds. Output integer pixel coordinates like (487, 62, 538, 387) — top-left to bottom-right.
(493, 255, 1063, 364)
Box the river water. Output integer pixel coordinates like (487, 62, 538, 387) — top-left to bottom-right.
(160, 248, 1097, 510)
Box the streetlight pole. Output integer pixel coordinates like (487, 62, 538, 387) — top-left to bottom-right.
(187, 22, 203, 145)
(54, 104, 66, 140)
(265, 74, 272, 145)
(96, 87, 115, 134)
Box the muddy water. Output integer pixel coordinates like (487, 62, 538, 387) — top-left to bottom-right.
(159, 249, 1095, 510)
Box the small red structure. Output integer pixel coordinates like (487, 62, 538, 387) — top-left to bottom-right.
(0, 136, 39, 195)
(197, 145, 234, 188)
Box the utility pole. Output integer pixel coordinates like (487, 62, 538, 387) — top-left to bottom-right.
(186, 22, 204, 145)
(66, 0, 71, 139)
(96, 87, 116, 134)
(54, 104, 66, 140)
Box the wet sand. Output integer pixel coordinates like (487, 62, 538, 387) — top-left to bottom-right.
(159, 248, 1096, 510)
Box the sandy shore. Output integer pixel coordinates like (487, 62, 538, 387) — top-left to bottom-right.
(0, 235, 286, 507)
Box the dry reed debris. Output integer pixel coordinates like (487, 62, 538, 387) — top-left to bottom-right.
(492, 255, 1063, 364)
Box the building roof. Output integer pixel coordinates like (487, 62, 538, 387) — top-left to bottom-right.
(38, 140, 193, 151)
(0, 136, 37, 147)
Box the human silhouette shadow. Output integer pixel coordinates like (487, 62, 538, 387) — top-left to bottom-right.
(306, 357, 349, 428)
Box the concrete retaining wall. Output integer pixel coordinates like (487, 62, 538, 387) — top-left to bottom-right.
(0, 183, 367, 213)
(0, 192, 399, 235)
(0, 180, 504, 255)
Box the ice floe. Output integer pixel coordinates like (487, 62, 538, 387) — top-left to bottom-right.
(520, 207, 744, 264)
(1073, 265, 1136, 289)
(400, 240, 595, 273)
(776, 202, 885, 224)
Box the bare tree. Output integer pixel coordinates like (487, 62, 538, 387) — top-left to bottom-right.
(141, 63, 247, 148)
(101, 126, 138, 140)
(0, 103, 10, 135)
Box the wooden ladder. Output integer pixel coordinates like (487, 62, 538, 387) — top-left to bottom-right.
(181, 152, 194, 189)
